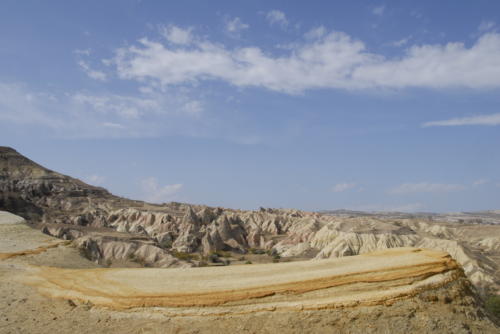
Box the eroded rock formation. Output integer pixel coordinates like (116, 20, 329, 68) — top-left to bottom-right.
(1, 146, 499, 295)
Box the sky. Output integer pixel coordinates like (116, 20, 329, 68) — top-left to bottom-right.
(1, 0, 499, 213)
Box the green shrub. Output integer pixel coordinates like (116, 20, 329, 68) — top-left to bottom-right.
(485, 295, 500, 318)
(249, 248, 265, 255)
(208, 253, 220, 263)
(172, 251, 199, 261)
(245, 260, 252, 264)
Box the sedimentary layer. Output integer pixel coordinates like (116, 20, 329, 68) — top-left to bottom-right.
(26, 247, 463, 315)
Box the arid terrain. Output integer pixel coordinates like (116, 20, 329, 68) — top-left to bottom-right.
(1, 146, 499, 333)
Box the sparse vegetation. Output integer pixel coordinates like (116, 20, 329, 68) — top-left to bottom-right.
(210, 250, 231, 258)
(249, 248, 266, 255)
(485, 295, 500, 319)
(245, 260, 252, 264)
(159, 239, 172, 249)
(171, 251, 199, 261)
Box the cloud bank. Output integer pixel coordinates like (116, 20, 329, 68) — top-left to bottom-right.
(390, 182, 466, 194)
(332, 182, 357, 192)
(112, 28, 500, 94)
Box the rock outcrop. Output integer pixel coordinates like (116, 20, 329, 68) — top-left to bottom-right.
(23, 248, 475, 311)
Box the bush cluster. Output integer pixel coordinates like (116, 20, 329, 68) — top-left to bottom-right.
(486, 295, 500, 319)
(171, 251, 199, 261)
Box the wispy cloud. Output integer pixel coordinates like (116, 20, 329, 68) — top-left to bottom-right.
(331, 182, 357, 193)
(372, 5, 386, 16)
(0, 81, 208, 138)
(112, 29, 500, 94)
(478, 20, 496, 32)
(225, 17, 249, 35)
(389, 182, 466, 194)
(423, 113, 500, 127)
(160, 25, 193, 45)
(74, 49, 91, 56)
(140, 177, 183, 203)
(472, 179, 488, 186)
(390, 36, 411, 47)
(265, 10, 288, 28)
(304, 26, 326, 40)
(77, 60, 107, 81)
(84, 174, 106, 186)
(102, 122, 125, 129)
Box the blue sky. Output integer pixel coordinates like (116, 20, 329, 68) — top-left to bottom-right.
(1, 0, 500, 212)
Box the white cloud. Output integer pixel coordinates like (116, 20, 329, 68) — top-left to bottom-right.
(183, 100, 203, 115)
(372, 5, 385, 16)
(160, 25, 193, 45)
(0, 81, 209, 138)
(391, 36, 411, 47)
(112, 30, 500, 94)
(266, 10, 288, 28)
(74, 49, 91, 56)
(473, 179, 488, 186)
(304, 26, 326, 40)
(225, 17, 249, 34)
(102, 122, 125, 129)
(72, 93, 158, 119)
(84, 174, 106, 186)
(0, 82, 65, 128)
(78, 60, 107, 81)
(140, 177, 183, 203)
(479, 20, 495, 32)
(423, 113, 500, 127)
(332, 182, 357, 193)
(389, 182, 466, 194)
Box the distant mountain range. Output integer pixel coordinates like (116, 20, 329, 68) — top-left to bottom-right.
(319, 209, 500, 225)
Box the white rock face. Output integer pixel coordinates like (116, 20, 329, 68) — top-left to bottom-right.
(73, 235, 192, 268)
(0, 211, 25, 225)
(72, 207, 500, 289)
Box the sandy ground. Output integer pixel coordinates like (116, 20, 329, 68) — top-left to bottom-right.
(0, 212, 498, 333)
